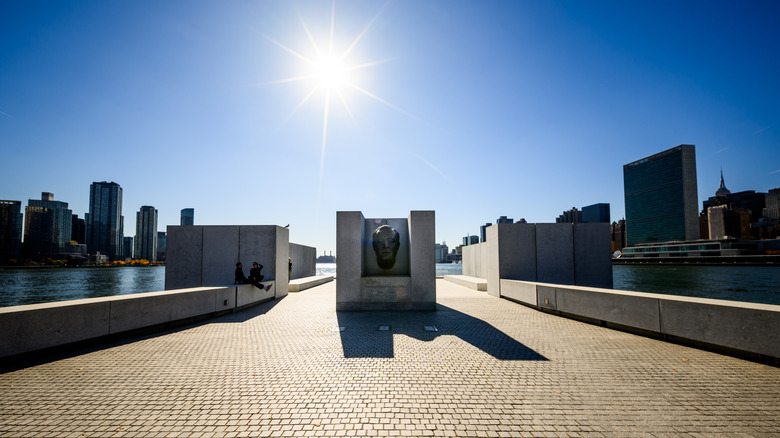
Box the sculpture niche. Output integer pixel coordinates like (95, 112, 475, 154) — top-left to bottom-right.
(336, 211, 436, 311)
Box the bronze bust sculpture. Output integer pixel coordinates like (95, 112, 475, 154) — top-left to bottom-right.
(371, 225, 400, 269)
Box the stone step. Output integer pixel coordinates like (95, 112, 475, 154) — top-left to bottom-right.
(443, 275, 487, 291)
(288, 275, 334, 292)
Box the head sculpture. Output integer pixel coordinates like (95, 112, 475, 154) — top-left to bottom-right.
(371, 225, 400, 270)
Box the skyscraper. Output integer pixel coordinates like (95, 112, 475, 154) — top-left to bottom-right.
(180, 208, 194, 226)
(0, 200, 23, 262)
(23, 192, 72, 260)
(610, 219, 627, 252)
(702, 171, 766, 224)
(435, 242, 449, 262)
(135, 205, 158, 262)
(71, 214, 85, 244)
(556, 207, 582, 223)
(123, 236, 134, 260)
(623, 145, 699, 246)
(86, 181, 123, 261)
(765, 188, 780, 221)
(582, 203, 611, 223)
(462, 235, 478, 246)
(156, 231, 167, 262)
(480, 223, 491, 243)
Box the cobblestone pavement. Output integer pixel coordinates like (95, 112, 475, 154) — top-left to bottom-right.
(1, 279, 779, 437)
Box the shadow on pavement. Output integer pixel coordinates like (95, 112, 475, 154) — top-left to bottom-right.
(337, 304, 547, 361)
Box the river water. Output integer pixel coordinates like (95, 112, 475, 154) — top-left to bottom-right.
(0, 264, 778, 307)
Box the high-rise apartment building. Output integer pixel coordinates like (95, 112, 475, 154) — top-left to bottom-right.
(86, 181, 123, 261)
(135, 206, 158, 261)
(0, 200, 23, 262)
(765, 188, 780, 221)
(156, 231, 166, 262)
(180, 208, 194, 226)
(23, 192, 72, 260)
(480, 223, 491, 243)
(435, 242, 449, 262)
(610, 219, 627, 252)
(462, 235, 478, 246)
(481, 216, 514, 242)
(556, 207, 582, 223)
(123, 236, 134, 260)
(71, 214, 85, 244)
(623, 145, 699, 246)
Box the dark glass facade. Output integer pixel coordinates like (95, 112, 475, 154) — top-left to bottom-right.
(86, 181, 123, 261)
(156, 231, 166, 262)
(71, 215, 85, 244)
(180, 208, 194, 226)
(0, 200, 23, 262)
(582, 203, 610, 223)
(623, 145, 698, 246)
(23, 195, 72, 259)
(123, 236, 134, 260)
(135, 205, 158, 261)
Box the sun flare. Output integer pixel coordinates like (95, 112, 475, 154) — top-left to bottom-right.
(264, 2, 408, 196)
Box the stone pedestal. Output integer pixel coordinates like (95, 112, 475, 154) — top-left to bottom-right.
(336, 211, 436, 311)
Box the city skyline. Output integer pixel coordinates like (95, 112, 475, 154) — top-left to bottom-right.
(2, 1, 779, 254)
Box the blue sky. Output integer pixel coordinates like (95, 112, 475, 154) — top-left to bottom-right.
(2, 0, 779, 255)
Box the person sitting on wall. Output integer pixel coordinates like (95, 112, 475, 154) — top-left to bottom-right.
(235, 262, 250, 284)
(249, 262, 272, 291)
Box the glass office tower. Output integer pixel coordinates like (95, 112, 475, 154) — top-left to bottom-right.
(180, 208, 194, 226)
(0, 200, 23, 262)
(86, 181, 123, 261)
(623, 145, 699, 246)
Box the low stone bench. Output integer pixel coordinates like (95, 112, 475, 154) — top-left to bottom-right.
(288, 276, 334, 292)
(0, 283, 276, 358)
(443, 275, 487, 291)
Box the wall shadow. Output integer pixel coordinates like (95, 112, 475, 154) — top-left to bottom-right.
(337, 304, 547, 361)
(217, 295, 285, 323)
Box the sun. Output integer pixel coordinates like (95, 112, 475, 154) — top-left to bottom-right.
(312, 54, 349, 91)
(263, 2, 409, 194)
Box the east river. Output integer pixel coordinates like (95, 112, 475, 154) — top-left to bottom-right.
(0, 263, 778, 308)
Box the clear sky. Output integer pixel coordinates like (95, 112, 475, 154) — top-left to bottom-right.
(2, 0, 779, 256)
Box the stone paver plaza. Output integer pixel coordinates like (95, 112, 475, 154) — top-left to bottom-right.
(1, 280, 779, 437)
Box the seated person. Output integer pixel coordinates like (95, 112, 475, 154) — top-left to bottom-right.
(234, 262, 249, 284)
(249, 262, 272, 291)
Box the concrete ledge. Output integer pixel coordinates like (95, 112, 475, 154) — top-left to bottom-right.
(0, 299, 111, 358)
(444, 275, 487, 291)
(499, 279, 539, 306)
(237, 282, 274, 307)
(499, 279, 780, 362)
(288, 276, 333, 292)
(0, 284, 278, 358)
(659, 299, 780, 359)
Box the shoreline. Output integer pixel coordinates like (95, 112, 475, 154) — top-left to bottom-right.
(613, 256, 780, 266)
(0, 264, 165, 270)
